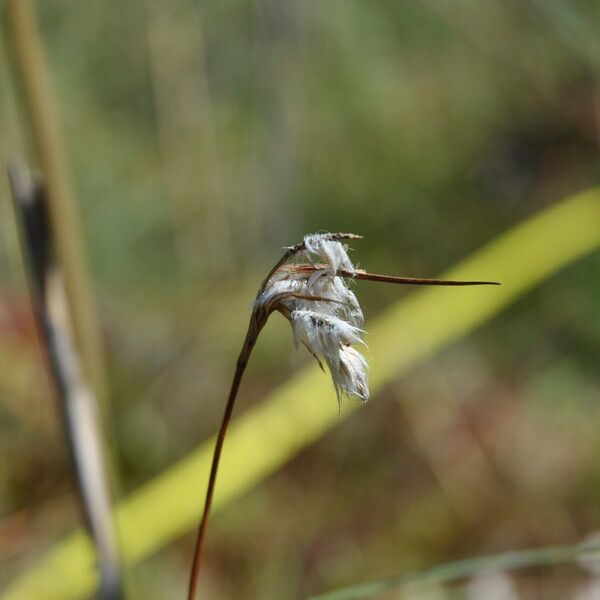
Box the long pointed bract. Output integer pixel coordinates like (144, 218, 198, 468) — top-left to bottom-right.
(344, 269, 500, 286)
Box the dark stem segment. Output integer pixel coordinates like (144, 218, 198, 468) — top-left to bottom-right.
(187, 318, 266, 600)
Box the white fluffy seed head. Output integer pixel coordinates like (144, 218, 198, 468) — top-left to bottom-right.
(257, 233, 369, 403)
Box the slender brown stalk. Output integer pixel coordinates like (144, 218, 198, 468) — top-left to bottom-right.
(187, 233, 360, 600)
(187, 320, 265, 600)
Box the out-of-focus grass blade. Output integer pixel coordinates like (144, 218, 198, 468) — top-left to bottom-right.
(3, 189, 600, 600)
(306, 541, 600, 600)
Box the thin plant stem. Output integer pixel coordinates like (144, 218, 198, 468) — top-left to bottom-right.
(187, 233, 360, 599)
(187, 233, 498, 599)
(187, 321, 265, 600)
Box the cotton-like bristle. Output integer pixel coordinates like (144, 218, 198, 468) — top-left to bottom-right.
(291, 309, 363, 370)
(304, 233, 355, 274)
(310, 274, 363, 327)
(330, 346, 369, 402)
(259, 232, 369, 402)
(255, 271, 307, 311)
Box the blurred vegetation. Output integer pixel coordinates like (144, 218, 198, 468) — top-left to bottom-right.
(1, 1, 600, 599)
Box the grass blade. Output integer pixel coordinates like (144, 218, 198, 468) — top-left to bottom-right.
(306, 541, 600, 600)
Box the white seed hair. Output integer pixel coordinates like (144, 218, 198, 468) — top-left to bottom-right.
(303, 233, 355, 274)
(334, 346, 369, 402)
(257, 232, 369, 403)
(291, 309, 364, 370)
(255, 271, 307, 312)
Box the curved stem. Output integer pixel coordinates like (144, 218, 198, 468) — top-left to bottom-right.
(188, 233, 364, 598)
(187, 319, 265, 600)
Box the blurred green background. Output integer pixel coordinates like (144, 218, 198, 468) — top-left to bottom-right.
(1, 1, 599, 598)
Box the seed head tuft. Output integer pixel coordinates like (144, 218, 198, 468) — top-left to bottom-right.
(257, 232, 368, 403)
(303, 233, 356, 274)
